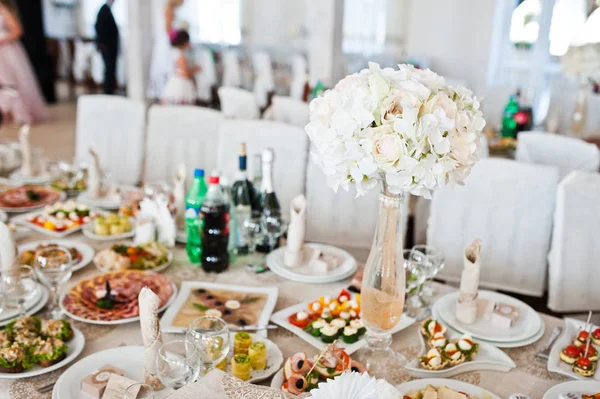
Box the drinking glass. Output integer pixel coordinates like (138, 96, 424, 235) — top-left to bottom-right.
(1, 265, 38, 316)
(34, 246, 73, 319)
(408, 246, 444, 320)
(156, 340, 200, 390)
(403, 250, 427, 319)
(261, 211, 286, 251)
(242, 211, 263, 253)
(124, 383, 154, 399)
(412, 245, 445, 297)
(186, 316, 230, 375)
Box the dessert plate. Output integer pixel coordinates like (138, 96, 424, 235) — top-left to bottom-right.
(395, 378, 501, 399)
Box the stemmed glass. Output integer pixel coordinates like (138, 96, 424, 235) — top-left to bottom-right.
(1, 265, 38, 316)
(403, 250, 428, 319)
(33, 246, 72, 319)
(261, 211, 286, 251)
(409, 245, 444, 320)
(124, 383, 154, 399)
(156, 340, 200, 390)
(242, 211, 263, 254)
(186, 316, 230, 376)
(412, 245, 445, 297)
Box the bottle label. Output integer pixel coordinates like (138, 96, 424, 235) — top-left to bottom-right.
(185, 207, 198, 219)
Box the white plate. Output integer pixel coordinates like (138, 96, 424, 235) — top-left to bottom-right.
(59, 282, 178, 326)
(395, 378, 502, 399)
(18, 239, 95, 273)
(543, 380, 600, 399)
(12, 210, 91, 237)
(270, 299, 415, 355)
(160, 282, 279, 338)
(76, 192, 122, 210)
(548, 318, 600, 381)
(0, 284, 48, 325)
(435, 290, 543, 343)
(0, 190, 66, 214)
(405, 326, 516, 378)
(9, 170, 52, 185)
(0, 177, 19, 192)
(266, 243, 358, 284)
(94, 249, 173, 274)
(223, 332, 283, 383)
(81, 217, 136, 241)
(0, 326, 84, 379)
(52, 346, 171, 399)
(431, 301, 545, 348)
(270, 369, 285, 390)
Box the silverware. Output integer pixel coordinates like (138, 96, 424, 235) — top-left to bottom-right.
(508, 395, 532, 399)
(37, 382, 55, 394)
(564, 393, 582, 399)
(229, 324, 278, 332)
(536, 327, 563, 360)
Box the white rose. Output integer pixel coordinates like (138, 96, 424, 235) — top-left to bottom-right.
(421, 93, 458, 119)
(372, 131, 405, 170)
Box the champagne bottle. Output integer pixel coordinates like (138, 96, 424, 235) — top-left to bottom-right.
(231, 143, 253, 254)
(255, 148, 281, 253)
(251, 153, 263, 212)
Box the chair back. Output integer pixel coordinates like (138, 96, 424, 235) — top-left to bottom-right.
(218, 87, 260, 120)
(195, 48, 217, 102)
(222, 50, 241, 87)
(290, 55, 307, 101)
(262, 96, 309, 128)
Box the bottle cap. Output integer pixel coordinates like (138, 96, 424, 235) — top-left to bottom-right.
(262, 148, 274, 163)
(194, 169, 204, 178)
(240, 143, 247, 156)
(208, 176, 220, 184)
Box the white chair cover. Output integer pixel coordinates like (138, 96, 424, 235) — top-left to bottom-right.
(548, 171, 600, 311)
(218, 87, 260, 120)
(91, 49, 104, 85)
(117, 53, 127, 88)
(428, 158, 560, 296)
(145, 105, 223, 184)
(289, 54, 307, 101)
(216, 120, 309, 214)
(73, 39, 95, 82)
(262, 96, 309, 128)
(222, 50, 241, 87)
(515, 131, 600, 178)
(305, 156, 408, 249)
(74, 95, 146, 186)
(252, 51, 275, 108)
(195, 48, 217, 102)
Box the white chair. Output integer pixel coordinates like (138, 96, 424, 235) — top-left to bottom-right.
(74, 95, 146, 186)
(144, 105, 223, 184)
(73, 39, 95, 82)
(90, 49, 104, 86)
(195, 47, 217, 102)
(222, 50, 241, 87)
(216, 120, 309, 213)
(289, 54, 307, 101)
(428, 158, 560, 296)
(262, 96, 309, 128)
(548, 171, 600, 311)
(515, 131, 600, 178)
(305, 156, 408, 249)
(218, 87, 260, 120)
(252, 51, 275, 108)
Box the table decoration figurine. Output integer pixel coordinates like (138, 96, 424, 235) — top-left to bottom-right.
(284, 194, 307, 268)
(305, 62, 485, 379)
(139, 286, 165, 391)
(173, 163, 187, 231)
(456, 239, 482, 324)
(135, 197, 176, 247)
(86, 147, 120, 202)
(18, 125, 33, 177)
(0, 221, 16, 272)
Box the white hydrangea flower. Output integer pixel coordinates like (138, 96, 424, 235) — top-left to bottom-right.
(305, 62, 486, 198)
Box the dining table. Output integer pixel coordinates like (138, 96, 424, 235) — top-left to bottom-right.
(0, 229, 570, 399)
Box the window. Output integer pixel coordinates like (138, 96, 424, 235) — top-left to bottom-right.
(180, 0, 241, 44)
(342, 0, 387, 54)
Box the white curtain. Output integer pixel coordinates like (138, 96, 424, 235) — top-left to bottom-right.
(342, 0, 387, 54)
(179, 0, 241, 44)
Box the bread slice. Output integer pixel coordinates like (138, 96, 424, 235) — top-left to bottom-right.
(0, 364, 25, 373)
(38, 352, 66, 368)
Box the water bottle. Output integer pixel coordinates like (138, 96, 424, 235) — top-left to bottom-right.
(185, 169, 208, 263)
(200, 176, 230, 273)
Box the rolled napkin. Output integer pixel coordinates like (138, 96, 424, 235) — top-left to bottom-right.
(139, 287, 164, 391)
(284, 195, 307, 268)
(135, 198, 176, 247)
(456, 238, 482, 324)
(18, 124, 32, 177)
(0, 221, 16, 272)
(168, 369, 304, 399)
(173, 163, 187, 231)
(87, 147, 103, 199)
(310, 372, 378, 399)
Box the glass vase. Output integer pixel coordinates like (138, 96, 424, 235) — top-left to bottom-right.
(355, 180, 407, 380)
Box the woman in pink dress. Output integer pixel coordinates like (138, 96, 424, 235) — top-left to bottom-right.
(0, 0, 48, 124)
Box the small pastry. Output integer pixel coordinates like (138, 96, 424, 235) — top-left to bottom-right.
(0, 343, 29, 373)
(584, 345, 599, 362)
(592, 328, 600, 346)
(560, 345, 581, 365)
(420, 319, 446, 338)
(32, 337, 67, 367)
(419, 348, 448, 370)
(428, 332, 447, 349)
(349, 319, 366, 336)
(233, 332, 252, 355)
(342, 326, 359, 344)
(573, 356, 596, 377)
(307, 319, 327, 337)
(248, 342, 267, 370)
(320, 324, 339, 344)
(457, 335, 479, 360)
(330, 318, 347, 329)
(443, 342, 466, 366)
(41, 319, 73, 342)
(574, 330, 590, 348)
(231, 354, 252, 381)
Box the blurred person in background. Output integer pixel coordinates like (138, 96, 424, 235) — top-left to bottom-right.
(95, 0, 119, 95)
(0, 0, 48, 124)
(161, 30, 199, 105)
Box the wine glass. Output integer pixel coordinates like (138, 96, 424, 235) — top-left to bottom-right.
(1, 265, 38, 316)
(124, 383, 154, 399)
(409, 246, 444, 320)
(242, 211, 263, 254)
(186, 316, 230, 375)
(33, 246, 73, 319)
(404, 249, 428, 319)
(261, 211, 286, 251)
(156, 340, 200, 390)
(412, 245, 445, 297)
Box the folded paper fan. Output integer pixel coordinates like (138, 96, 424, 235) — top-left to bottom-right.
(309, 372, 378, 399)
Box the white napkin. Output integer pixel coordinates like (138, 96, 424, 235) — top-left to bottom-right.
(18, 125, 32, 177)
(310, 372, 378, 399)
(173, 164, 187, 231)
(138, 287, 164, 390)
(0, 222, 17, 272)
(459, 239, 482, 302)
(135, 197, 176, 247)
(284, 195, 307, 268)
(87, 147, 103, 199)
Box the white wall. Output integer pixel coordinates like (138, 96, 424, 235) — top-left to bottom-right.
(241, 0, 307, 47)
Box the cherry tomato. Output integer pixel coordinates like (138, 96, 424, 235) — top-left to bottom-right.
(287, 313, 315, 329)
(129, 254, 139, 262)
(337, 289, 351, 303)
(334, 349, 351, 371)
(579, 331, 590, 340)
(585, 346, 597, 357)
(593, 328, 600, 339)
(127, 247, 139, 256)
(564, 345, 581, 357)
(578, 357, 592, 368)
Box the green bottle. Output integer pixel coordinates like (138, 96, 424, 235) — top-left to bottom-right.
(501, 92, 520, 138)
(185, 169, 208, 264)
(312, 80, 326, 100)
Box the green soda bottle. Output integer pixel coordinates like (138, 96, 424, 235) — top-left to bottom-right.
(185, 169, 208, 263)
